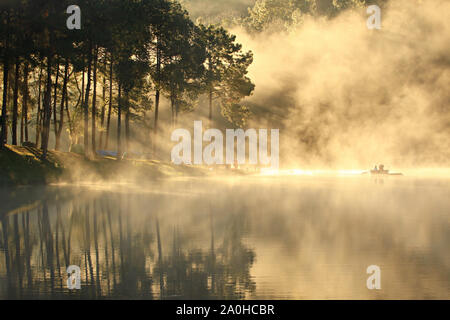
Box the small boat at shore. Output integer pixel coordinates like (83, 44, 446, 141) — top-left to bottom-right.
(362, 164, 403, 176)
(370, 168, 389, 175)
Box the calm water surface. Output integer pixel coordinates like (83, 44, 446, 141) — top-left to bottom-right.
(0, 174, 449, 299)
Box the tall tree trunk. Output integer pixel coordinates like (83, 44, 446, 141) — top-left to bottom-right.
(154, 90, 160, 131)
(20, 109, 24, 145)
(65, 89, 74, 151)
(208, 57, 213, 128)
(0, 12, 10, 148)
(175, 100, 179, 125)
(52, 58, 60, 139)
(170, 94, 175, 128)
(22, 63, 29, 143)
(105, 55, 113, 149)
(55, 59, 69, 150)
(35, 65, 43, 147)
(41, 54, 53, 159)
(12, 59, 19, 145)
(99, 60, 107, 148)
(117, 83, 122, 159)
(1, 56, 9, 148)
(154, 35, 161, 137)
(125, 100, 130, 153)
(208, 87, 213, 128)
(91, 47, 98, 156)
(84, 45, 93, 157)
(77, 67, 85, 148)
(81, 67, 85, 107)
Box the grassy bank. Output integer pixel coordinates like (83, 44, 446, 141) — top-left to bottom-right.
(0, 145, 216, 186)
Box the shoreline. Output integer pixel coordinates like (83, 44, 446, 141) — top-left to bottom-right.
(0, 145, 233, 187)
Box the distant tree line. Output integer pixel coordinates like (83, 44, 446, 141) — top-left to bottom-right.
(0, 0, 254, 159)
(217, 0, 390, 33)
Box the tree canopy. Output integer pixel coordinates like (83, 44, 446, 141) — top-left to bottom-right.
(0, 0, 255, 159)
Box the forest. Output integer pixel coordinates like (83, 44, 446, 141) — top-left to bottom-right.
(0, 0, 255, 160)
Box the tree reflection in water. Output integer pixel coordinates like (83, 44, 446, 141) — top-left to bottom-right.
(1, 178, 449, 299)
(0, 188, 256, 299)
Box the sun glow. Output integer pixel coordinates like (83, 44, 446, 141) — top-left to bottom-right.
(260, 168, 315, 176)
(337, 170, 366, 175)
(259, 168, 371, 177)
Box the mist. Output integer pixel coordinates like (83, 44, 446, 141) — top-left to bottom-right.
(182, 0, 255, 22)
(229, 0, 450, 169)
(2, 176, 449, 299)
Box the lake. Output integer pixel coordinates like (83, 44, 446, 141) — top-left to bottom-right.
(0, 173, 449, 299)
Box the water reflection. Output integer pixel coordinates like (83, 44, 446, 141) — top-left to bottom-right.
(0, 185, 256, 299)
(0, 176, 449, 299)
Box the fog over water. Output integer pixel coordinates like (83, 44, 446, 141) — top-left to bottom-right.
(1, 174, 448, 299)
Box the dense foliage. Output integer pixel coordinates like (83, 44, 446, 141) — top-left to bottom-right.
(0, 0, 255, 158)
